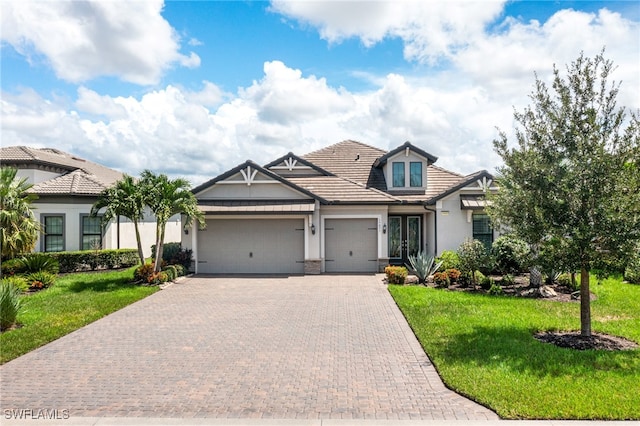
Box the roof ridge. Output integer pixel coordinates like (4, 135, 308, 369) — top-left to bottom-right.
(303, 139, 386, 157)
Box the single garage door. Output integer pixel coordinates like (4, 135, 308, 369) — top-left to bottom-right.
(324, 218, 378, 273)
(198, 219, 304, 274)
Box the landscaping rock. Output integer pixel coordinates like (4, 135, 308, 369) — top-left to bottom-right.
(405, 275, 419, 285)
(539, 285, 557, 298)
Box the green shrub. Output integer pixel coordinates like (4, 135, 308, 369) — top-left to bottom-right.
(1, 276, 29, 292)
(18, 253, 59, 274)
(479, 274, 493, 290)
(433, 271, 450, 288)
(162, 265, 177, 281)
(385, 265, 408, 284)
(437, 250, 461, 271)
(624, 250, 640, 284)
(0, 281, 22, 331)
(151, 243, 193, 270)
(458, 239, 492, 282)
(502, 274, 515, 286)
(27, 271, 56, 290)
(173, 264, 186, 277)
(46, 249, 139, 273)
(1, 258, 27, 277)
(491, 235, 530, 274)
(488, 281, 504, 295)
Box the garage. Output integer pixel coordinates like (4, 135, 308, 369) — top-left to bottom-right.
(324, 218, 378, 273)
(197, 218, 305, 274)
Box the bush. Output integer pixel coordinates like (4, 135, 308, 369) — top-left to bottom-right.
(173, 264, 186, 277)
(1, 276, 29, 292)
(146, 271, 169, 285)
(0, 281, 22, 331)
(45, 249, 139, 273)
(151, 243, 193, 270)
(479, 274, 493, 290)
(437, 250, 461, 271)
(502, 274, 515, 286)
(492, 235, 530, 274)
(1, 258, 27, 277)
(162, 265, 177, 281)
(488, 281, 504, 295)
(624, 258, 640, 284)
(18, 253, 59, 274)
(134, 263, 155, 283)
(433, 271, 450, 288)
(445, 268, 461, 283)
(407, 252, 442, 284)
(27, 271, 56, 290)
(458, 239, 492, 283)
(385, 266, 408, 284)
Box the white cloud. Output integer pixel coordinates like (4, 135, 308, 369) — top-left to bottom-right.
(270, 0, 506, 63)
(0, 0, 200, 85)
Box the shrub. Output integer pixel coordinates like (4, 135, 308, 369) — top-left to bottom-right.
(458, 239, 492, 283)
(46, 249, 139, 273)
(488, 281, 504, 295)
(1, 258, 27, 277)
(134, 263, 155, 283)
(433, 271, 450, 288)
(445, 268, 461, 283)
(437, 250, 461, 271)
(0, 281, 22, 331)
(162, 265, 177, 281)
(479, 274, 493, 290)
(1, 276, 29, 292)
(151, 243, 193, 270)
(385, 266, 408, 284)
(407, 252, 442, 283)
(173, 264, 186, 277)
(624, 254, 640, 284)
(502, 274, 515, 286)
(27, 271, 56, 290)
(491, 235, 530, 274)
(18, 253, 59, 274)
(146, 271, 169, 285)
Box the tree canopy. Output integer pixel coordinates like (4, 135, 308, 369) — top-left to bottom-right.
(488, 50, 640, 336)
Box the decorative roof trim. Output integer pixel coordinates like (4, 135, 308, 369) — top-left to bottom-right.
(425, 170, 495, 205)
(264, 152, 334, 176)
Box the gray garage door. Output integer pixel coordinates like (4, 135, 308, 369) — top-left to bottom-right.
(325, 218, 378, 273)
(198, 219, 304, 274)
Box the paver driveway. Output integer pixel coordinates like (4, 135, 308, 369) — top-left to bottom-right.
(1, 275, 497, 420)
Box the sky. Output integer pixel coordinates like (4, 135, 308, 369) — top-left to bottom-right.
(1, 0, 639, 187)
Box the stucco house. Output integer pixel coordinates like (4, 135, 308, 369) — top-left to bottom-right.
(1, 146, 180, 256)
(183, 140, 497, 274)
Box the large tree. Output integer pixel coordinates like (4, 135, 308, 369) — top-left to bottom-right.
(91, 175, 146, 266)
(0, 167, 41, 261)
(140, 170, 204, 272)
(488, 51, 640, 337)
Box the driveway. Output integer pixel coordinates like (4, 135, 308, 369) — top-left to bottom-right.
(0, 275, 497, 420)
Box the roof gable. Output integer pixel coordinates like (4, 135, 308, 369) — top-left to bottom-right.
(373, 141, 438, 167)
(426, 170, 495, 204)
(264, 152, 333, 177)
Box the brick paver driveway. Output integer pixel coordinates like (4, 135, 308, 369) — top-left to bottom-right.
(1, 275, 497, 420)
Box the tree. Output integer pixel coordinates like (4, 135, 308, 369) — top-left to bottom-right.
(488, 50, 640, 336)
(140, 170, 205, 272)
(91, 175, 146, 266)
(0, 167, 41, 261)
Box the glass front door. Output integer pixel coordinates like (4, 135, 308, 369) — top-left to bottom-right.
(388, 215, 422, 264)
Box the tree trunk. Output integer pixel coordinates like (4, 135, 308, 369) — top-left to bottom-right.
(154, 223, 166, 272)
(580, 266, 591, 337)
(133, 221, 145, 265)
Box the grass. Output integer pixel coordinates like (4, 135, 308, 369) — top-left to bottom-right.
(0, 266, 158, 364)
(389, 276, 640, 420)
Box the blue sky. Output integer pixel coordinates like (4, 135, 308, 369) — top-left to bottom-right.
(2, 1, 639, 185)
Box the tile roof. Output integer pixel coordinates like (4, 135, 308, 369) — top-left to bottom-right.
(288, 175, 401, 204)
(0, 145, 123, 196)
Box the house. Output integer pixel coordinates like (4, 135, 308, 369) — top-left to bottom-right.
(183, 140, 497, 274)
(0, 146, 180, 256)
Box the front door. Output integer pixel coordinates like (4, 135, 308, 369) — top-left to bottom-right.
(388, 215, 422, 265)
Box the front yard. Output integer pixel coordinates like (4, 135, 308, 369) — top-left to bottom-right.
(0, 266, 158, 364)
(389, 275, 640, 420)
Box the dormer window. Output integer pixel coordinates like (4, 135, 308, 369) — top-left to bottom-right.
(392, 162, 405, 187)
(410, 162, 422, 187)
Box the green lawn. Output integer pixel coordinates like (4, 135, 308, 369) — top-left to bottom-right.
(0, 267, 158, 364)
(389, 276, 640, 420)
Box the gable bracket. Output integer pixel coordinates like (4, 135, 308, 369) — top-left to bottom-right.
(240, 166, 259, 186)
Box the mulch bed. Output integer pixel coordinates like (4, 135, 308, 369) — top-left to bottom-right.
(535, 331, 638, 351)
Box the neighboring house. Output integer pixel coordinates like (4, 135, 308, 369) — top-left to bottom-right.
(0, 146, 180, 256)
(183, 140, 498, 274)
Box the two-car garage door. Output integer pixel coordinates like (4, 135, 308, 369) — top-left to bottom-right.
(197, 219, 304, 274)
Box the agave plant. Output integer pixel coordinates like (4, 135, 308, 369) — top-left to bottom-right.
(407, 251, 443, 284)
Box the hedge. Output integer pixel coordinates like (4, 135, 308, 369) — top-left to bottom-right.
(26, 249, 139, 273)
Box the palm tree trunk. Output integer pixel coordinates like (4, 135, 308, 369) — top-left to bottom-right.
(154, 222, 166, 272)
(133, 221, 145, 265)
(580, 266, 591, 337)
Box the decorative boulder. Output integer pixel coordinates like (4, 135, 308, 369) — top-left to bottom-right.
(539, 285, 557, 298)
(405, 275, 419, 285)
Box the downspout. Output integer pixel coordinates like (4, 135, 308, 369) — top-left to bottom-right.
(424, 205, 437, 255)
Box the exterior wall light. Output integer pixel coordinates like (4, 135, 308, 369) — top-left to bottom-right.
(382, 224, 387, 234)
(184, 229, 189, 235)
(311, 224, 316, 235)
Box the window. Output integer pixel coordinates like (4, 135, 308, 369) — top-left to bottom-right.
(81, 215, 103, 250)
(43, 215, 64, 252)
(392, 162, 405, 187)
(472, 213, 493, 250)
(410, 162, 422, 187)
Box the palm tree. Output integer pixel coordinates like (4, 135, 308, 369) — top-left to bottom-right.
(140, 170, 204, 272)
(0, 167, 41, 260)
(91, 175, 146, 265)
